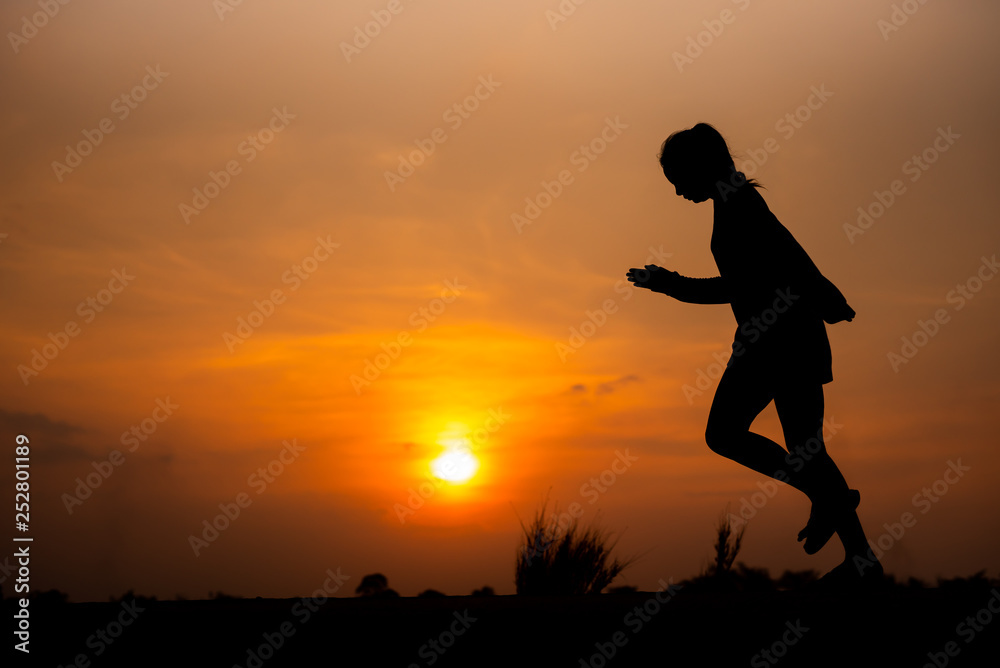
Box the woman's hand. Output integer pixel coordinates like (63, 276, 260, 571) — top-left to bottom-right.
(626, 264, 680, 295)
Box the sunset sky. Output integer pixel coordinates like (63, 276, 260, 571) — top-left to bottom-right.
(1, 0, 998, 602)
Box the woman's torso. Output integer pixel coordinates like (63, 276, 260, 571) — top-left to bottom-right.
(711, 185, 833, 384)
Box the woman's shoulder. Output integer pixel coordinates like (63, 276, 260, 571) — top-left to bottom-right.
(714, 181, 771, 220)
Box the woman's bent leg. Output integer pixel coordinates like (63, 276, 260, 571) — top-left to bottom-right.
(774, 384, 873, 560)
(773, 383, 847, 501)
(705, 363, 812, 493)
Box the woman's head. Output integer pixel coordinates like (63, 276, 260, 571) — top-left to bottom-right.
(658, 123, 757, 202)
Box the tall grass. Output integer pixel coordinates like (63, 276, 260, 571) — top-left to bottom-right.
(708, 504, 746, 577)
(514, 499, 635, 595)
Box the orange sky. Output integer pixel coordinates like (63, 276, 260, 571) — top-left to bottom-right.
(1, 0, 998, 601)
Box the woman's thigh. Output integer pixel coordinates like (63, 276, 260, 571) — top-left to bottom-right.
(773, 382, 825, 453)
(706, 359, 776, 441)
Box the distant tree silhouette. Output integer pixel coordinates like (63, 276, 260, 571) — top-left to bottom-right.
(937, 570, 995, 591)
(682, 563, 775, 593)
(470, 586, 495, 597)
(109, 589, 157, 605)
(417, 589, 446, 598)
(208, 591, 241, 600)
(775, 569, 821, 590)
(355, 573, 399, 598)
(355, 573, 387, 596)
(30, 589, 69, 605)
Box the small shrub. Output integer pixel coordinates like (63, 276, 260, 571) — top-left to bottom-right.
(514, 498, 634, 595)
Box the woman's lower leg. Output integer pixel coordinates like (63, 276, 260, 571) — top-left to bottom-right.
(707, 428, 817, 497)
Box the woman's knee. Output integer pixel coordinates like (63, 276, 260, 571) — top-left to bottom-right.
(705, 420, 740, 457)
(706, 367, 772, 458)
(789, 434, 830, 464)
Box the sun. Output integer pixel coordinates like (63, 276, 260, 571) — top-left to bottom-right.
(430, 435, 479, 484)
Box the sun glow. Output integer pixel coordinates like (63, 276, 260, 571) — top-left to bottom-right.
(430, 432, 480, 484)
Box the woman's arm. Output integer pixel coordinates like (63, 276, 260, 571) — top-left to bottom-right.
(719, 187, 855, 321)
(626, 265, 732, 304)
(769, 223, 855, 323)
(667, 275, 732, 304)
(810, 273, 856, 323)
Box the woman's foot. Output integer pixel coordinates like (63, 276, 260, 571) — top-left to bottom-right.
(815, 557, 885, 590)
(797, 489, 861, 554)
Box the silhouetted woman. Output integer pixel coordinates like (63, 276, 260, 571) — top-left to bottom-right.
(627, 123, 882, 584)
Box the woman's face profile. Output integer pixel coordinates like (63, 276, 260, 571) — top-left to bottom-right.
(665, 169, 712, 203)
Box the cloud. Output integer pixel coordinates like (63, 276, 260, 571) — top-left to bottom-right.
(595, 374, 640, 395)
(0, 409, 91, 463)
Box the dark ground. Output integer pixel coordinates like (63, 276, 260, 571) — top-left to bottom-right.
(9, 586, 1000, 667)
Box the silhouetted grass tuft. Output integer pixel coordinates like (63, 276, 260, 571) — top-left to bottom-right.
(708, 504, 746, 578)
(514, 498, 635, 595)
